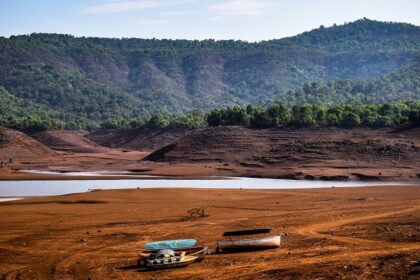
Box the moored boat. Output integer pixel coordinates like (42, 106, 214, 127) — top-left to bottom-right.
(138, 238, 207, 267)
(216, 228, 281, 252)
(144, 249, 198, 270)
(138, 246, 208, 267)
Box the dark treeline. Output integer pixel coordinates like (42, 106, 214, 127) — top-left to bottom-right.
(207, 102, 420, 128)
(2, 80, 419, 131)
(99, 110, 207, 130)
(8, 19, 418, 53)
(2, 102, 419, 131)
(100, 101, 420, 130)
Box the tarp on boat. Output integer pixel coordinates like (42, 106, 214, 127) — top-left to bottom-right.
(222, 228, 272, 237)
(144, 239, 196, 250)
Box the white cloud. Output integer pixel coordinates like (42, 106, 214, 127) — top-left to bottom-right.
(209, 0, 270, 17)
(158, 10, 194, 17)
(82, 1, 160, 14)
(168, 0, 197, 5)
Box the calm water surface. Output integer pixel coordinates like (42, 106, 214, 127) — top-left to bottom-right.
(0, 170, 418, 197)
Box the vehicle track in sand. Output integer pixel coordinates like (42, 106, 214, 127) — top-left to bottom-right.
(295, 202, 420, 245)
(288, 201, 420, 274)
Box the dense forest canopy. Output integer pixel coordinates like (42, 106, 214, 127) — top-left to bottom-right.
(0, 18, 419, 130)
(276, 63, 420, 105)
(206, 101, 420, 129)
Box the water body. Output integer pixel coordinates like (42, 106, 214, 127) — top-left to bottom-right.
(19, 169, 157, 177)
(0, 198, 22, 202)
(0, 170, 417, 197)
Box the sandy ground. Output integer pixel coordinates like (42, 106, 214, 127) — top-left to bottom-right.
(1, 186, 420, 279)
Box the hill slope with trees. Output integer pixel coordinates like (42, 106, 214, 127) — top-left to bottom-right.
(0, 18, 419, 129)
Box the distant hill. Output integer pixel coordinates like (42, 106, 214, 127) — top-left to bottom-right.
(276, 62, 420, 105)
(0, 18, 419, 128)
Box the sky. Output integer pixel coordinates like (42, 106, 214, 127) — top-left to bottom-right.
(0, 0, 419, 42)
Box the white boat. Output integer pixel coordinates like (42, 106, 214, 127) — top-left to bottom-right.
(216, 228, 281, 252)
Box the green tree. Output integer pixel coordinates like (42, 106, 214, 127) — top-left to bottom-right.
(342, 112, 361, 127)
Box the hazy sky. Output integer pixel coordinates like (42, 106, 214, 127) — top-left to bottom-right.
(0, 0, 419, 41)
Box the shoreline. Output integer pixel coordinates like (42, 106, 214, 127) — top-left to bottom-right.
(1, 168, 420, 182)
(0, 197, 23, 202)
(1, 182, 419, 203)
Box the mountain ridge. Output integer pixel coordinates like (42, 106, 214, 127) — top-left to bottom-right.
(0, 18, 419, 129)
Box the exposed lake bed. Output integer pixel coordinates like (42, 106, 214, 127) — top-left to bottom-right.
(0, 127, 419, 279)
(1, 127, 419, 183)
(1, 186, 419, 279)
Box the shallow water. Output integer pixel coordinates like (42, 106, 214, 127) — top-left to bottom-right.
(0, 171, 418, 197)
(0, 197, 22, 202)
(19, 169, 157, 177)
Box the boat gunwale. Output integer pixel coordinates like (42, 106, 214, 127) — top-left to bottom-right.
(142, 246, 207, 254)
(145, 255, 198, 270)
(222, 228, 272, 237)
(217, 234, 281, 244)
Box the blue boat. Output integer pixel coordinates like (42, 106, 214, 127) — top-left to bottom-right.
(144, 239, 196, 250)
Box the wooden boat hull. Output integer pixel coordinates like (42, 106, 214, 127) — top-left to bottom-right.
(145, 255, 197, 270)
(216, 235, 281, 252)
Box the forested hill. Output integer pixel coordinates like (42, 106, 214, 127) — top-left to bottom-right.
(0, 18, 419, 129)
(276, 62, 420, 105)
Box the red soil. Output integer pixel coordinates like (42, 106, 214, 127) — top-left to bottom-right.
(87, 128, 190, 151)
(0, 187, 419, 279)
(0, 126, 419, 181)
(1, 126, 419, 279)
(0, 127, 56, 160)
(144, 126, 420, 181)
(29, 130, 110, 153)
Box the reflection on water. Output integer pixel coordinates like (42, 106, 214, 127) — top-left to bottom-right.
(0, 170, 417, 197)
(0, 197, 23, 202)
(19, 169, 157, 177)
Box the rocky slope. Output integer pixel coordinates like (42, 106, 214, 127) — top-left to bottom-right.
(87, 128, 190, 151)
(0, 127, 56, 159)
(29, 130, 109, 153)
(144, 126, 420, 180)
